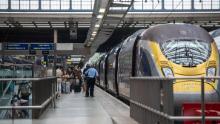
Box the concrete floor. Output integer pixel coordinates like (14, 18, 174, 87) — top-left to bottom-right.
(0, 87, 137, 124)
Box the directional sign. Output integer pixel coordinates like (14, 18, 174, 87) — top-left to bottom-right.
(30, 44, 54, 50)
(5, 43, 29, 50)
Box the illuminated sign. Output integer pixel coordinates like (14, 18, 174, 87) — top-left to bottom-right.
(5, 43, 29, 50)
(30, 44, 54, 50)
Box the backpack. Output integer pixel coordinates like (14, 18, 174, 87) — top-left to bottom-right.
(20, 83, 31, 96)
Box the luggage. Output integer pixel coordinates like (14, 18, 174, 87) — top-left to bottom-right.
(62, 81, 70, 93)
(65, 82, 70, 93)
(74, 85, 81, 93)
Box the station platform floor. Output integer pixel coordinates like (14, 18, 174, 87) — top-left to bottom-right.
(1, 87, 138, 124)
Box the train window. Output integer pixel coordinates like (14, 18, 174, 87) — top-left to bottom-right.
(160, 39, 211, 67)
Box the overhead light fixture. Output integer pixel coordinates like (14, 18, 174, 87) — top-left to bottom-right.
(97, 15, 103, 19)
(99, 8, 105, 13)
(93, 27, 99, 31)
(92, 33, 96, 36)
(92, 31, 97, 34)
(95, 24, 100, 28)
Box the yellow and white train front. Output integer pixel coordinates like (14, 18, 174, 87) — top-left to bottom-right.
(159, 39, 219, 103)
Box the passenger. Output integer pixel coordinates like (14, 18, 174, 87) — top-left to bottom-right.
(68, 68, 75, 92)
(46, 68, 53, 77)
(61, 70, 70, 94)
(82, 65, 90, 92)
(84, 64, 99, 97)
(56, 67, 62, 96)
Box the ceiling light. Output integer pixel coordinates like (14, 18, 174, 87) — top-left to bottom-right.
(92, 33, 96, 36)
(92, 31, 97, 34)
(95, 24, 100, 28)
(97, 15, 103, 19)
(99, 8, 105, 13)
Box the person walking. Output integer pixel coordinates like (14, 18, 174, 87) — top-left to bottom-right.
(82, 64, 90, 92)
(84, 64, 98, 97)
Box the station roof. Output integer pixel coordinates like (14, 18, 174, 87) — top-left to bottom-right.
(0, 0, 220, 56)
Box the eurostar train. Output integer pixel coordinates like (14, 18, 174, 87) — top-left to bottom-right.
(210, 28, 220, 51)
(96, 24, 220, 117)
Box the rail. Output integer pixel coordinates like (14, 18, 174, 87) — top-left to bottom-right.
(130, 76, 220, 124)
(0, 95, 53, 110)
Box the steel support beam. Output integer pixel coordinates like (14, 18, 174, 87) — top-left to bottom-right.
(85, 0, 134, 56)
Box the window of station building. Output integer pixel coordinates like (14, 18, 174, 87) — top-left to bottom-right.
(30, 0, 38, 9)
(41, 0, 50, 9)
(42, 0, 69, 10)
(133, 0, 162, 10)
(133, 0, 142, 10)
(61, 0, 70, 10)
(72, 0, 81, 10)
(0, 0, 8, 9)
(212, 0, 220, 9)
(20, 0, 29, 9)
(151, 0, 162, 10)
(11, 0, 19, 9)
(81, 0, 93, 10)
(11, 0, 38, 10)
(50, 0, 60, 10)
(195, 0, 211, 9)
(164, 0, 191, 10)
(194, 0, 215, 10)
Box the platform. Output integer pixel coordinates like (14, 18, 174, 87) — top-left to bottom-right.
(0, 87, 137, 124)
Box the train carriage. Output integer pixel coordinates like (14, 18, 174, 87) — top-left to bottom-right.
(97, 24, 220, 119)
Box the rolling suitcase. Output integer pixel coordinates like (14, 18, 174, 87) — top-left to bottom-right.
(74, 85, 81, 92)
(74, 79, 81, 93)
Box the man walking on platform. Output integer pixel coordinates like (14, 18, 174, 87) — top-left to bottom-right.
(84, 64, 99, 97)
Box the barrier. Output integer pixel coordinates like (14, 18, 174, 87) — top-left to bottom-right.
(0, 77, 57, 119)
(130, 76, 220, 124)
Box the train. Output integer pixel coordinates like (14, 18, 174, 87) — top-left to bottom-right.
(95, 24, 220, 118)
(210, 28, 220, 51)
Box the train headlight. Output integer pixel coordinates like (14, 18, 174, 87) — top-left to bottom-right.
(207, 67, 216, 77)
(162, 67, 173, 77)
(206, 67, 216, 82)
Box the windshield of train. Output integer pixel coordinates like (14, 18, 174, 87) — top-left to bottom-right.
(160, 39, 211, 67)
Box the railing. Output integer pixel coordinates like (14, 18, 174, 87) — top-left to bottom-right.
(130, 76, 220, 124)
(0, 77, 57, 119)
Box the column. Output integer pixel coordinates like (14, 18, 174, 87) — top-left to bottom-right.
(53, 29, 58, 76)
(54, 29, 58, 43)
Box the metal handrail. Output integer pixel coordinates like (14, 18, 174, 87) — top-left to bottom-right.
(0, 64, 33, 66)
(0, 77, 57, 81)
(130, 76, 220, 124)
(0, 94, 55, 110)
